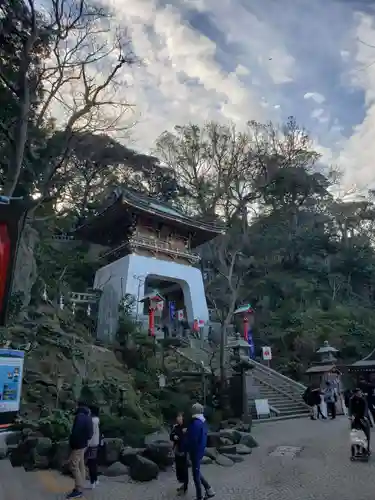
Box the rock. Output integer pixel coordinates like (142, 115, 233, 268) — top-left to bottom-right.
(120, 447, 144, 467)
(5, 431, 22, 446)
(11, 436, 53, 470)
(50, 440, 70, 471)
(207, 432, 221, 448)
(0, 444, 7, 459)
(219, 437, 233, 447)
(129, 455, 159, 481)
(103, 438, 124, 465)
(144, 430, 170, 446)
(204, 448, 218, 460)
(235, 423, 252, 433)
(238, 433, 258, 448)
(223, 454, 244, 463)
(143, 441, 173, 470)
(219, 429, 241, 444)
(29, 437, 53, 469)
(104, 461, 129, 477)
(215, 455, 234, 467)
(201, 456, 213, 465)
(235, 444, 252, 455)
(218, 445, 237, 455)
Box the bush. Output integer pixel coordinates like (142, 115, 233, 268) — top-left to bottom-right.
(37, 410, 73, 442)
(100, 414, 159, 447)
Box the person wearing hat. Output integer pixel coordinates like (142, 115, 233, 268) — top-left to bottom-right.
(186, 403, 215, 500)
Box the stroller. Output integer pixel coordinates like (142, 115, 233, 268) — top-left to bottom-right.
(350, 421, 370, 462)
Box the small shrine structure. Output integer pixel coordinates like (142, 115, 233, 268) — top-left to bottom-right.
(348, 349, 375, 381)
(305, 340, 341, 383)
(75, 188, 224, 341)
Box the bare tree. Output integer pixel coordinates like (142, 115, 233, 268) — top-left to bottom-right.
(204, 229, 251, 398)
(0, 0, 136, 199)
(155, 122, 255, 220)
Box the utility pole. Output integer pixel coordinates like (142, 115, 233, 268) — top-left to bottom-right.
(134, 274, 145, 321)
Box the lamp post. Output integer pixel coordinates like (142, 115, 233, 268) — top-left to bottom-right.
(233, 304, 255, 357)
(139, 290, 164, 338)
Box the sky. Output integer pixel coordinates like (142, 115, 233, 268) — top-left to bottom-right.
(73, 0, 375, 191)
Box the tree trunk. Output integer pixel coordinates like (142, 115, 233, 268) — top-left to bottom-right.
(11, 223, 39, 313)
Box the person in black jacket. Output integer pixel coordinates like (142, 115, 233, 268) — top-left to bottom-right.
(170, 412, 189, 495)
(66, 402, 94, 499)
(349, 388, 370, 454)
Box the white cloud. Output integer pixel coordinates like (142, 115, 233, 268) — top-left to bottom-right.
(339, 13, 375, 189)
(304, 92, 326, 104)
(97, 0, 269, 150)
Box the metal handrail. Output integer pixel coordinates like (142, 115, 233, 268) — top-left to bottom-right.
(251, 359, 307, 392)
(252, 372, 309, 408)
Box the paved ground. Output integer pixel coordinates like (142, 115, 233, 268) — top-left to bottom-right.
(37, 416, 375, 500)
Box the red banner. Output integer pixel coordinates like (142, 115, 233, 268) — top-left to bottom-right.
(0, 224, 10, 314)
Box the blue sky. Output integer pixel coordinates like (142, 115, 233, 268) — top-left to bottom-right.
(95, 0, 375, 189)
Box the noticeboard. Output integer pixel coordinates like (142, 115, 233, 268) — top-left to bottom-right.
(255, 398, 270, 418)
(0, 349, 24, 427)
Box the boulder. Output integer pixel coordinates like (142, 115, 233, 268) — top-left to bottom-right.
(102, 438, 124, 465)
(235, 423, 252, 433)
(207, 432, 221, 448)
(238, 433, 258, 448)
(215, 455, 234, 467)
(235, 444, 252, 455)
(50, 440, 70, 471)
(144, 430, 170, 446)
(204, 448, 218, 460)
(222, 454, 244, 463)
(104, 461, 129, 477)
(218, 445, 237, 455)
(129, 455, 159, 482)
(219, 437, 232, 447)
(201, 456, 213, 465)
(120, 447, 144, 467)
(5, 431, 22, 446)
(29, 437, 53, 469)
(143, 441, 173, 470)
(219, 429, 241, 444)
(11, 436, 53, 470)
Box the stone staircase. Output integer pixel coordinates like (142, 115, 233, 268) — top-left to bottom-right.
(176, 337, 310, 421)
(249, 359, 310, 421)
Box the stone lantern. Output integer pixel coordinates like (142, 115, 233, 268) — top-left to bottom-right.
(227, 332, 254, 423)
(316, 340, 338, 365)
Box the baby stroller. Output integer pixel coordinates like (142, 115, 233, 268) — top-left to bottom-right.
(350, 426, 370, 462)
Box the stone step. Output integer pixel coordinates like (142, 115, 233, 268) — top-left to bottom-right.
(253, 412, 310, 423)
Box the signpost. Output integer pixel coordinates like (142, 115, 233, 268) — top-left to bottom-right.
(262, 346, 272, 367)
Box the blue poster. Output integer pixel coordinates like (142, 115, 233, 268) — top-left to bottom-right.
(0, 349, 24, 413)
(248, 328, 255, 359)
(169, 301, 176, 320)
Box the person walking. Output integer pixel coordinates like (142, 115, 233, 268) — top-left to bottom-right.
(170, 412, 189, 495)
(86, 405, 100, 490)
(349, 388, 371, 454)
(324, 381, 337, 420)
(187, 403, 215, 500)
(66, 402, 93, 499)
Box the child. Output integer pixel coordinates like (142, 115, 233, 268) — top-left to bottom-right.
(170, 412, 188, 495)
(86, 405, 100, 489)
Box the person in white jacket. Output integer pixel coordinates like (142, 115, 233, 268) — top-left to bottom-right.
(86, 405, 100, 489)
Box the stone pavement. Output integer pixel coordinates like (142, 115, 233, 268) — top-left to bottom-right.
(36, 416, 375, 500)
